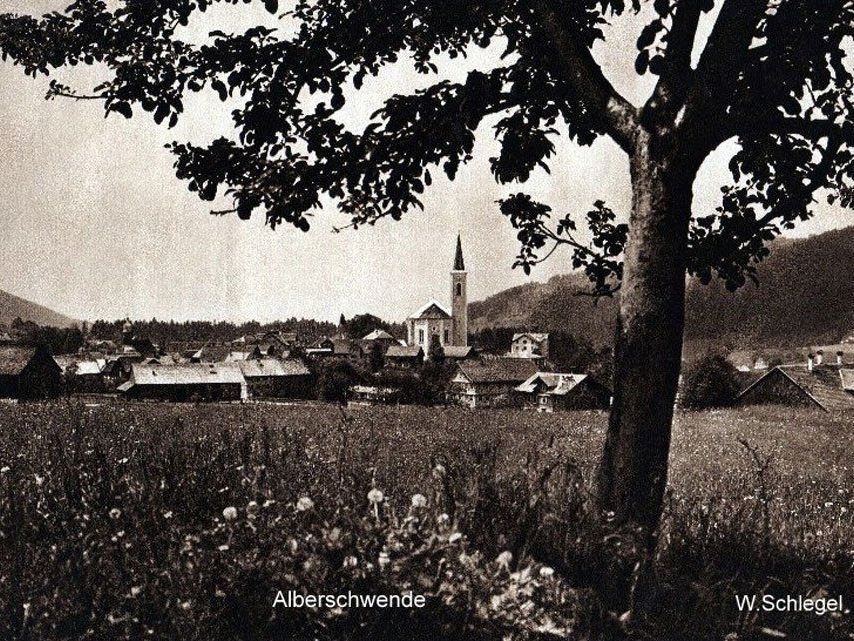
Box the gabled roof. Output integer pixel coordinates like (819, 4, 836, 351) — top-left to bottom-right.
(512, 332, 549, 343)
(130, 362, 244, 386)
(738, 365, 854, 412)
(386, 345, 423, 358)
(238, 358, 310, 378)
(455, 358, 538, 384)
(409, 300, 451, 320)
(191, 345, 232, 362)
(443, 345, 474, 359)
(0, 346, 40, 375)
(362, 329, 395, 341)
(840, 369, 854, 392)
(515, 372, 588, 396)
(74, 361, 103, 376)
(332, 338, 362, 355)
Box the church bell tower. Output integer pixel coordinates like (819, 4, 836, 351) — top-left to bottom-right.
(450, 234, 468, 346)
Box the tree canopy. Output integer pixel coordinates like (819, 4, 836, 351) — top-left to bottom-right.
(2, 0, 851, 294)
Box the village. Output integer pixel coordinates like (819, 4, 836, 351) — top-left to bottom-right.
(1, 235, 853, 413)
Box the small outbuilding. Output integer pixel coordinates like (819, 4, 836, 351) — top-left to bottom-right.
(0, 345, 62, 400)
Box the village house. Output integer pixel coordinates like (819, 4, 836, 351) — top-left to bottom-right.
(384, 344, 424, 368)
(406, 235, 468, 355)
(736, 354, 854, 412)
(238, 358, 313, 399)
(449, 357, 539, 408)
(360, 329, 398, 354)
(514, 372, 611, 412)
(443, 345, 475, 361)
(509, 333, 550, 359)
(0, 345, 62, 401)
(118, 362, 246, 402)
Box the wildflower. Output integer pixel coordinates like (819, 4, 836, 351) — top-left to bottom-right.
(343, 555, 358, 568)
(539, 566, 554, 578)
(496, 551, 513, 568)
(296, 496, 314, 512)
(109, 508, 122, 520)
(437, 513, 450, 524)
(218, 544, 229, 552)
(222, 506, 238, 521)
(433, 463, 446, 477)
(367, 488, 384, 504)
(263, 499, 276, 508)
(0, 466, 9, 474)
(34, 474, 44, 486)
(163, 511, 173, 519)
(448, 532, 463, 544)
(130, 586, 142, 597)
(378, 551, 390, 569)
(411, 493, 427, 509)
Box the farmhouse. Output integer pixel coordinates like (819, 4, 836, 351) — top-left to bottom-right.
(406, 235, 468, 353)
(449, 357, 539, 408)
(514, 372, 611, 412)
(119, 362, 245, 402)
(0, 345, 62, 400)
(736, 358, 854, 412)
(509, 333, 550, 359)
(238, 358, 313, 399)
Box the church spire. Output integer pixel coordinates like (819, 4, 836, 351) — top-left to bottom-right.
(453, 233, 465, 271)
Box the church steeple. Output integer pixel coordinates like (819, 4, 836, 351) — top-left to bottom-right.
(453, 233, 465, 271)
(450, 234, 468, 346)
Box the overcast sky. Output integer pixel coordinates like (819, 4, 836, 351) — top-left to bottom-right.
(0, 1, 850, 323)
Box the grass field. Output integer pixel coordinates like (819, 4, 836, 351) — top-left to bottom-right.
(0, 401, 851, 640)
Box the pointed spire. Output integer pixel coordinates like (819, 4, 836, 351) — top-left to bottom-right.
(453, 233, 465, 271)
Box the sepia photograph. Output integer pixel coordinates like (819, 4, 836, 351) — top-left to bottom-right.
(0, 1, 852, 639)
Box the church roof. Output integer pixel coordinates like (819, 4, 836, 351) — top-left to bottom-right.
(409, 300, 451, 320)
(453, 234, 465, 271)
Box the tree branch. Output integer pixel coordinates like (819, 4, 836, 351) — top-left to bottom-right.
(529, 0, 640, 154)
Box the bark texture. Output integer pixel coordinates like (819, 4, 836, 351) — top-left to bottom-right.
(595, 130, 699, 541)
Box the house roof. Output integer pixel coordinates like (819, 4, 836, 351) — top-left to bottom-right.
(362, 329, 395, 341)
(130, 362, 245, 386)
(738, 365, 854, 412)
(455, 358, 538, 384)
(409, 300, 451, 320)
(839, 369, 854, 392)
(332, 338, 362, 355)
(74, 361, 103, 376)
(386, 345, 423, 358)
(238, 358, 310, 378)
(443, 345, 474, 359)
(191, 345, 232, 362)
(0, 346, 40, 375)
(516, 372, 589, 395)
(512, 332, 549, 343)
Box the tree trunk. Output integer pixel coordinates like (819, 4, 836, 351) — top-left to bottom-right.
(595, 130, 697, 544)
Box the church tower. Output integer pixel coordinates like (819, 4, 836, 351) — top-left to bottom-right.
(450, 234, 468, 346)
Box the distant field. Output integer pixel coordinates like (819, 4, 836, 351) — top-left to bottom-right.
(0, 402, 851, 640)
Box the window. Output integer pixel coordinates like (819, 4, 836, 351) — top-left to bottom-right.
(418, 329, 424, 344)
(444, 329, 449, 344)
(456, 283, 462, 296)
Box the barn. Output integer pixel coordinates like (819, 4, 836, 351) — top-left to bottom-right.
(119, 362, 245, 402)
(514, 372, 611, 412)
(449, 358, 539, 408)
(736, 364, 854, 412)
(238, 358, 313, 399)
(0, 346, 62, 400)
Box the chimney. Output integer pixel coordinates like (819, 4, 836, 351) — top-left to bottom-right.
(807, 353, 814, 371)
(815, 350, 824, 366)
(838, 351, 844, 367)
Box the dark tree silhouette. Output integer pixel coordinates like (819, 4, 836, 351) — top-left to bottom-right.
(2, 0, 853, 555)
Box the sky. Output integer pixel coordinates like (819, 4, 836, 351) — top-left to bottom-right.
(0, 1, 850, 324)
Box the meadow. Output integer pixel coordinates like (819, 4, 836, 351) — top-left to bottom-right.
(0, 401, 851, 640)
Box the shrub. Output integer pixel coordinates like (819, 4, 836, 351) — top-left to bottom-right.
(680, 354, 741, 409)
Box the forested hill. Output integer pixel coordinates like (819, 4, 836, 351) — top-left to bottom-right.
(469, 226, 854, 350)
(0, 289, 78, 329)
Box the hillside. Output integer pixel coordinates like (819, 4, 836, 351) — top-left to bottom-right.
(0, 289, 78, 329)
(469, 226, 854, 351)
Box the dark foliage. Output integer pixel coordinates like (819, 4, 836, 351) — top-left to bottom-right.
(10, 318, 84, 355)
(680, 354, 741, 409)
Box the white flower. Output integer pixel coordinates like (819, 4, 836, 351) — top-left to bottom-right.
(539, 566, 555, 578)
(367, 488, 384, 504)
(222, 506, 238, 521)
(163, 511, 173, 519)
(432, 464, 446, 478)
(437, 513, 450, 524)
(410, 493, 427, 509)
(496, 551, 513, 568)
(109, 508, 122, 520)
(378, 552, 390, 568)
(130, 586, 142, 597)
(296, 496, 314, 512)
(0, 466, 9, 474)
(343, 555, 358, 568)
(448, 532, 463, 544)
(218, 544, 230, 552)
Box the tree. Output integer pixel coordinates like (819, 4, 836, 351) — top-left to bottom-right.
(427, 334, 445, 364)
(2, 0, 852, 560)
(368, 341, 385, 372)
(679, 354, 741, 409)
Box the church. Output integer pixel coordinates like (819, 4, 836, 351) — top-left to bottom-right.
(406, 235, 468, 351)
